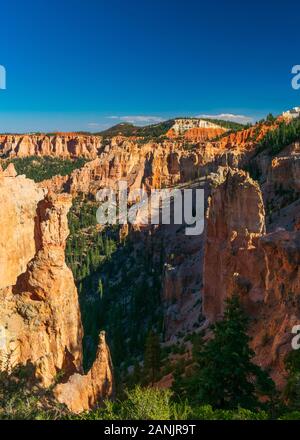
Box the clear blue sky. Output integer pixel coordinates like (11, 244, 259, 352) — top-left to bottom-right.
(0, 0, 300, 132)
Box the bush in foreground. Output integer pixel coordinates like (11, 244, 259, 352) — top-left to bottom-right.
(0, 368, 299, 420)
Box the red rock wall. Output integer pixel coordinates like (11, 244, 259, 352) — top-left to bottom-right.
(203, 167, 300, 388)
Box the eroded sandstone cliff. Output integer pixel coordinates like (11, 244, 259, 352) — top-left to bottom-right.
(0, 134, 101, 159)
(203, 168, 266, 322)
(0, 171, 83, 385)
(203, 167, 300, 387)
(0, 166, 113, 410)
(37, 135, 255, 198)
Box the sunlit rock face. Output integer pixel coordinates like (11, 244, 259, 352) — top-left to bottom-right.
(0, 168, 83, 385)
(0, 134, 102, 159)
(203, 167, 300, 388)
(203, 168, 266, 322)
(0, 168, 113, 409)
(54, 331, 114, 413)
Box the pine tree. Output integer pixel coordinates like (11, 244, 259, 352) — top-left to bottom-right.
(178, 296, 275, 409)
(97, 278, 104, 299)
(132, 361, 142, 386)
(144, 330, 161, 386)
(284, 349, 300, 410)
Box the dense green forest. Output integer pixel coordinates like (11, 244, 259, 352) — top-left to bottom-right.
(1, 156, 87, 182)
(257, 117, 300, 155)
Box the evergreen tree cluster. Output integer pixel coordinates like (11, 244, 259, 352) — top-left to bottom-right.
(1, 156, 87, 182)
(172, 296, 275, 410)
(258, 117, 300, 155)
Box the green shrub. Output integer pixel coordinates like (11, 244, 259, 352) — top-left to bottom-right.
(77, 400, 122, 420)
(79, 387, 174, 420)
(120, 386, 172, 420)
(191, 405, 268, 420)
(0, 363, 67, 420)
(278, 411, 300, 420)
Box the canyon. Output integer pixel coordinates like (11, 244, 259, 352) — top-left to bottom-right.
(0, 114, 299, 412)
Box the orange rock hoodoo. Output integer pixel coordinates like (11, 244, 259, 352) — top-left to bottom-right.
(0, 166, 113, 410)
(54, 331, 114, 413)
